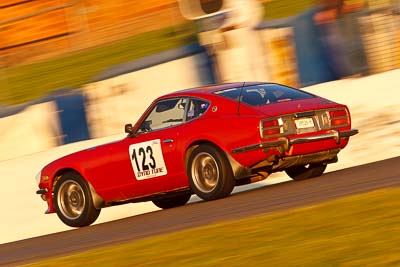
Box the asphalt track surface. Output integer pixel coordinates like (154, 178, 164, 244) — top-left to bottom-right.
(1, 157, 399, 266)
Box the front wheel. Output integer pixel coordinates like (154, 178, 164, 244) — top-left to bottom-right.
(152, 192, 191, 209)
(285, 163, 327, 181)
(187, 144, 235, 201)
(54, 172, 101, 227)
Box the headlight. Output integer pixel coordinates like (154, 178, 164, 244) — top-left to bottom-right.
(35, 171, 42, 186)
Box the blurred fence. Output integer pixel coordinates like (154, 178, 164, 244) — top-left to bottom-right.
(259, 1, 399, 84)
(358, 5, 400, 74)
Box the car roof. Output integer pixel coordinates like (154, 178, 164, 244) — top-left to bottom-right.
(159, 82, 265, 99)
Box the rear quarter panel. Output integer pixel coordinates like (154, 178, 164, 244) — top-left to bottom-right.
(178, 94, 265, 168)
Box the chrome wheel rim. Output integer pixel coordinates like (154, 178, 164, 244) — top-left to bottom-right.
(191, 152, 219, 193)
(57, 180, 85, 220)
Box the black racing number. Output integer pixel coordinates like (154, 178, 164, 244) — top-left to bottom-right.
(147, 146, 156, 169)
(138, 147, 148, 171)
(132, 146, 156, 171)
(131, 148, 140, 171)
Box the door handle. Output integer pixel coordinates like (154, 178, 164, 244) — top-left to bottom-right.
(163, 139, 174, 144)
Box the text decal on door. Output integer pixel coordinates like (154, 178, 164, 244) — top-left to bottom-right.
(129, 139, 168, 180)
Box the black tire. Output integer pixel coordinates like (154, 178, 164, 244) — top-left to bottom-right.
(152, 192, 191, 209)
(187, 144, 235, 201)
(285, 163, 327, 181)
(54, 172, 101, 227)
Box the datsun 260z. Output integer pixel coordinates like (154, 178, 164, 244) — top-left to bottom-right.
(36, 82, 358, 227)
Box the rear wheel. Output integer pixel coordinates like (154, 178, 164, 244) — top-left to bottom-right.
(152, 192, 191, 209)
(54, 172, 100, 227)
(285, 163, 327, 181)
(187, 144, 235, 201)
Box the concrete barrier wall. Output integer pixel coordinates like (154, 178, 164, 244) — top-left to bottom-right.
(0, 102, 61, 161)
(0, 69, 399, 244)
(0, 46, 214, 158)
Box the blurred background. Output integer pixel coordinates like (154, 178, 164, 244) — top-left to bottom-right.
(1, 0, 400, 247)
(0, 0, 399, 161)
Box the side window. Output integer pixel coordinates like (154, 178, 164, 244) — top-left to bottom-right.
(186, 98, 210, 121)
(214, 87, 241, 100)
(137, 98, 187, 133)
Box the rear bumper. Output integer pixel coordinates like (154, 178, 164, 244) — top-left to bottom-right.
(232, 129, 358, 154)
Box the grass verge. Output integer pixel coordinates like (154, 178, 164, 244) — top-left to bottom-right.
(263, 0, 317, 19)
(27, 188, 400, 267)
(1, 23, 197, 105)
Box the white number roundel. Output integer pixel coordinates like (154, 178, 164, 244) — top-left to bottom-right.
(129, 139, 168, 180)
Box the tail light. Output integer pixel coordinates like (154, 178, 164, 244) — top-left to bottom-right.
(329, 108, 349, 128)
(261, 118, 284, 138)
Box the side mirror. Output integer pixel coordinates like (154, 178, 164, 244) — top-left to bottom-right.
(125, 123, 133, 134)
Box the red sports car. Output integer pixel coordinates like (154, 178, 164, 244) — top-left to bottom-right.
(36, 82, 358, 227)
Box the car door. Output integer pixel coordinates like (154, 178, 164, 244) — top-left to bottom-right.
(120, 97, 189, 198)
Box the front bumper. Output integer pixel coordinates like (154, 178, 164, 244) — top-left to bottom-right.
(36, 188, 48, 201)
(232, 129, 359, 154)
(36, 189, 47, 195)
(36, 187, 53, 214)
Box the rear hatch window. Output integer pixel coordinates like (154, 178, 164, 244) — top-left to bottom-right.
(215, 84, 314, 106)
